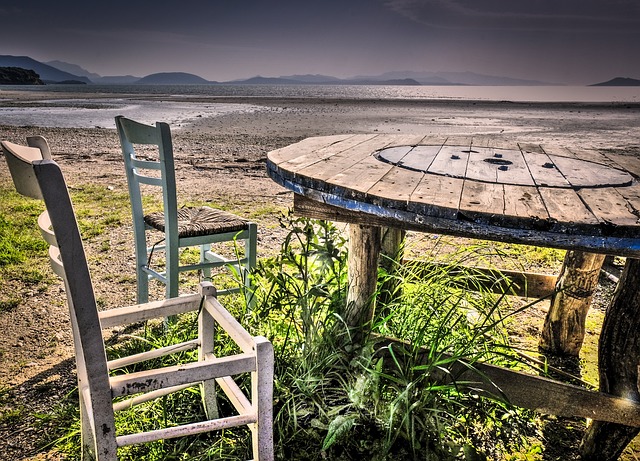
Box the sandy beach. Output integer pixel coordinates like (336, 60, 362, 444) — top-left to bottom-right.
(1, 89, 639, 459)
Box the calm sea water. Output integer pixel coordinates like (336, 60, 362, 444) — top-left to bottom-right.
(1, 83, 638, 129)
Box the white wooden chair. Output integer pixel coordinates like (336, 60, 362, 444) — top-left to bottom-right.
(115, 115, 258, 304)
(1, 140, 274, 460)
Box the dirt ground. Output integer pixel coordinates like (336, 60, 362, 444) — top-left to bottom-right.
(1, 92, 639, 459)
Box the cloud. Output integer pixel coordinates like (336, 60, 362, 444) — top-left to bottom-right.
(384, 0, 640, 33)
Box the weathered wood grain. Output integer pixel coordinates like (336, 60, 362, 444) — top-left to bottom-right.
(522, 151, 571, 187)
(428, 145, 471, 177)
(267, 134, 353, 164)
(271, 135, 640, 249)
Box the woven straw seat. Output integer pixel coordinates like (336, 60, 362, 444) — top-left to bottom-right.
(145, 206, 250, 238)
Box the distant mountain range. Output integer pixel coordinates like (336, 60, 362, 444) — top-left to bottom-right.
(1, 55, 639, 87)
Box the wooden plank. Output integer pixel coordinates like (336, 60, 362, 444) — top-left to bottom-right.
(368, 165, 424, 206)
(464, 147, 535, 186)
(404, 260, 557, 298)
(445, 136, 474, 148)
(291, 194, 640, 256)
(538, 187, 599, 227)
(549, 154, 632, 188)
(376, 145, 414, 164)
(478, 138, 519, 150)
(503, 184, 549, 221)
(373, 335, 640, 427)
(522, 151, 571, 187)
(327, 135, 427, 197)
(604, 153, 640, 178)
(469, 137, 495, 149)
(465, 147, 500, 183)
(327, 155, 395, 199)
(428, 145, 471, 178)
(578, 187, 639, 228)
(409, 175, 465, 219)
(385, 134, 432, 148)
(518, 143, 545, 154)
(496, 149, 535, 186)
(395, 145, 443, 172)
(267, 134, 353, 164)
(281, 134, 379, 173)
(558, 146, 622, 168)
(295, 135, 418, 183)
(615, 182, 640, 214)
(459, 181, 505, 219)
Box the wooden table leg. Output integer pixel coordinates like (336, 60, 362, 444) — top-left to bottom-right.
(539, 251, 605, 356)
(580, 257, 640, 460)
(345, 224, 381, 333)
(378, 227, 406, 316)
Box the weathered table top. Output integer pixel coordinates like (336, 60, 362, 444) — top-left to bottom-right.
(267, 134, 640, 256)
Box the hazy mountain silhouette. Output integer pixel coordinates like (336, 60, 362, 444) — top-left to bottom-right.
(4, 55, 639, 87)
(0, 55, 91, 83)
(135, 72, 214, 84)
(591, 77, 640, 86)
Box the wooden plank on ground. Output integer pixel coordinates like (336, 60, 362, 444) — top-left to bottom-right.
(404, 260, 557, 298)
(373, 335, 640, 427)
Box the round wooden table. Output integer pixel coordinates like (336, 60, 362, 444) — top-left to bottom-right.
(268, 134, 640, 255)
(267, 134, 640, 460)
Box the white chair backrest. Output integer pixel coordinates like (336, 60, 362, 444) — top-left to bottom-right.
(2, 142, 118, 456)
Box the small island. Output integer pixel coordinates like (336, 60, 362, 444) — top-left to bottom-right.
(591, 77, 640, 86)
(0, 67, 44, 85)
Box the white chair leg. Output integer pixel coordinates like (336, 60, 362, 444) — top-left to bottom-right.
(252, 337, 274, 461)
(199, 294, 219, 419)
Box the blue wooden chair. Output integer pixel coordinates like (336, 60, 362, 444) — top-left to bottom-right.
(115, 116, 258, 304)
(1, 139, 274, 460)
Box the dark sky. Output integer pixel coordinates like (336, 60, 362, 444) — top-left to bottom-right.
(1, 0, 639, 84)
